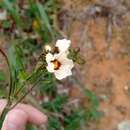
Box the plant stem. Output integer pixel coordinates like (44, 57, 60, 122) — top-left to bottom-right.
(11, 75, 42, 109)
(0, 105, 10, 129)
(0, 48, 13, 106)
(13, 72, 35, 97)
(13, 66, 43, 97)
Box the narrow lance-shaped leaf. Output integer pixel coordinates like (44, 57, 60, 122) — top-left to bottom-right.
(36, 2, 54, 39)
(8, 42, 26, 97)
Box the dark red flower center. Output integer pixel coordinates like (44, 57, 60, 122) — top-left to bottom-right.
(51, 59, 61, 70)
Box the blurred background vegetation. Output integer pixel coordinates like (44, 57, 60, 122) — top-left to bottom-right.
(0, 0, 101, 130)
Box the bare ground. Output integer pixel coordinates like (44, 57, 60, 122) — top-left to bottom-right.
(60, 0, 130, 129)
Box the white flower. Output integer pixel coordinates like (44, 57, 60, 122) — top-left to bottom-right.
(0, 10, 7, 20)
(56, 39, 71, 53)
(45, 39, 74, 80)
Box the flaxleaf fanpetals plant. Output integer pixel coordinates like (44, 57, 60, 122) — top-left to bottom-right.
(45, 39, 74, 80)
(0, 1, 100, 130)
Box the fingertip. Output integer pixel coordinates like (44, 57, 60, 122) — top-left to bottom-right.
(16, 104, 48, 125)
(38, 113, 48, 125)
(1, 108, 27, 130)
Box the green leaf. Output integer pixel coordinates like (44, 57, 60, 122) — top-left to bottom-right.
(38, 72, 57, 95)
(84, 89, 102, 120)
(68, 49, 86, 65)
(8, 41, 26, 95)
(2, 20, 11, 29)
(0, 71, 7, 97)
(47, 116, 61, 130)
(0, 71, 6, 81)
(64, 110, 86, 130)
(36, 2, 54, 38)
(43, 95, 68, 112)
(84, 89, 99, 109)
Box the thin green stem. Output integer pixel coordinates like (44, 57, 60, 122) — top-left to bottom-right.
(0, 106, 10, 128)
(11, 73, 43, 109)
(0, 48, 12, 105)
(13, 65, 43, 97)
(13, 73, 35, 97)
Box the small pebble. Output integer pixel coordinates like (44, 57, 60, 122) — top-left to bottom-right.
(118, 121, 130, 130)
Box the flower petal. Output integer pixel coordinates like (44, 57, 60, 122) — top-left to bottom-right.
(53, 50, 74, 80)
(45, 53, 54, 63)
(63, 59, 74, 69)
(54, 58, 74, 80)
(46, 62, 55, 73)
(54, 66, 72, 80)
(58, 54, 74, 69)
(56, 39, 71, 53)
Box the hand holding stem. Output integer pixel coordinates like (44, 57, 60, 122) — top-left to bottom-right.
(0, 99, 47, 130)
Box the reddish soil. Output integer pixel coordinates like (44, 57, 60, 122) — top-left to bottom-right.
(60, 0, 130, 129)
